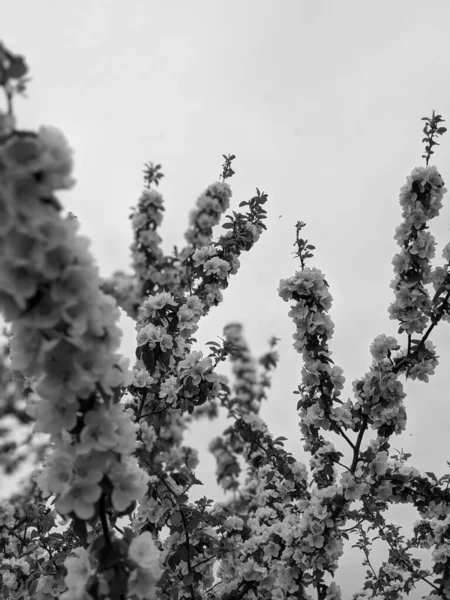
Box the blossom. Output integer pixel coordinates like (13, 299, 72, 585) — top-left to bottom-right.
(178, 351, 215, 387)
(159, 374, 181, 404)
(36, 449, 74, 496)
(127, 532, 161, 599)
(223, 516, 245, 531)
(443, 241, 450, 263)
(192, 246, 217, 267)
(56, 482, 102, 519)
(0, 502, 15, 527)
(78, 407, 119, 454)
(32, 396, 80, 434)
(108, 457, 150, 512)
(62, 547, 93, 598)
(128, 531, 161, 573)
(2, 556, 31, 575)
(127, 568, 160, 600)
(1, 570, 17, 589)
(203, 256, 231, 279)
(370, 334, 400, 363)
(37, 125, 75, 190)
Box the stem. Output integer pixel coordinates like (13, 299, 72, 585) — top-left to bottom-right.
(99, 495, 112, 548)
(179, 509, 196, 600)
(37, 534, 58, 571)
(351, 416, 368, 473)
(339, 517, 365, 533)
(364, 503, 440, 593)
(394, 290, 450, 375)
(5, 87, 13, 115)
(361, 547, 379, 588)
(4, 524, 25, 545)
(336, 426, 356, 450)
(136, 390, 147, 420)
(439, 559, 450, 596)
(191, 554, 216, 570)
(222, 581, 256, 600)
(315, 571, 325, 600)
(336, 460, 351, 472)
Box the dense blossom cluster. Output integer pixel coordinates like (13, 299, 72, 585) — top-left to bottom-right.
(183, 182, 232, 250)
(0, 86, 155, 596)
(0, 119, 152, 523)
(1, 47, 450, 599)
(389, 166, 448, 334)
(104, 181, 233, 319)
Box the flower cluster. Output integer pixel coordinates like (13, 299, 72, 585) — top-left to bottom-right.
(183, 181, 232, 250)
(278, 266, 347, 462)
(389, 165, 447, 336)
(0, 78, 155, 597)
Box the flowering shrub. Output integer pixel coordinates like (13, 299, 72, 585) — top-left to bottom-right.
(1, 41, 450, 600)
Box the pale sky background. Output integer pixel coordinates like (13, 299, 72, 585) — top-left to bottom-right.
(3, 1, 450, 597)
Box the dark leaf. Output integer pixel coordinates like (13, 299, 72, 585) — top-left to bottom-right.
(73, 517, 88, 547)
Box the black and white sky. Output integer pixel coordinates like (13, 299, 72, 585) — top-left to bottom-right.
(3, 1, 450, 596)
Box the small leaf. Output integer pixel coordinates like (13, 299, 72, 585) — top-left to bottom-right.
(190, 474, 203, 485)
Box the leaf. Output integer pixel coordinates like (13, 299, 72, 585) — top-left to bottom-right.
(122, 527, 135, 544)
(73, 517, 88, 547)
(190, 474, 203, 485)
(98, 541, 124, 569)
(91, 534, 107, 555)
(6, 55, 28, 79)
(179, 545, 189, 562)
(222, 222, 234, 229)
(171, 511, 182, 527)
(141, 345, 156, 373)
(265, 471, 276, 483)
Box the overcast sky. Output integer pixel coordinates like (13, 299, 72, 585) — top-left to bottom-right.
(4, 1, 450, 596)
